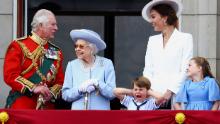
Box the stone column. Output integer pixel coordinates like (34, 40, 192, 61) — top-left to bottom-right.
(0, 0, 13, 108)
(217, 1, 220, 81)
(181, 0, 218, 79)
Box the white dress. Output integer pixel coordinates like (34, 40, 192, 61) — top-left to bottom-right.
(143, 29, 193, 94)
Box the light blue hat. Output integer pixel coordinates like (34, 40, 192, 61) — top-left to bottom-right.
(70, 29, 106, 51)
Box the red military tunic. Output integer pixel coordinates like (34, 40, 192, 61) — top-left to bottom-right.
(4, 33, 64, 109)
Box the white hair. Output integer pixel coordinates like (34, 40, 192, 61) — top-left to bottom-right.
(88, 42, 98, 55)
(31, 9, 54, 32)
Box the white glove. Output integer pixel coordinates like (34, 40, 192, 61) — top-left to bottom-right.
(82, 79, 99, 87)
(78, 79, 99, 94)
(86, 86, 95, 93)
(78, 81, 89, 93)
(89, 79, 99, 87)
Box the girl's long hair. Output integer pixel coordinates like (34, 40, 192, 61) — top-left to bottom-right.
(191, 57, 214, 78)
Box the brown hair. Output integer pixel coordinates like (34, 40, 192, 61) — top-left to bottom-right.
(191, 57, 214, 78)
(132, 76, 151, 90)
(151, 4, 178, 28)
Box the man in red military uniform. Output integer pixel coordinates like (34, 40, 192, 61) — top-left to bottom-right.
(3, 9, 64, 109)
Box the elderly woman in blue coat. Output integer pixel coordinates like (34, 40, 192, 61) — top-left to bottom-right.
(62, 29, 116, 110)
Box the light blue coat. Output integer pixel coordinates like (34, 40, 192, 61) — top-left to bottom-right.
(62, 56, 116, 110)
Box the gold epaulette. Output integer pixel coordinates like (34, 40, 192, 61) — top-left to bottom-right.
(15, 36, 28, 42)
(48, 42, 61, 50)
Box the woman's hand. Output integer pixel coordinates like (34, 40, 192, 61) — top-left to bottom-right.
(78, 80, 97, 93)
(211, 101, 220, 110)
(173, 103, 182, 110)
(86, 86, 96, 93)
(148, 89, 166, 105)
(163, 89, 173, 101)
(148, 89, 163, 99)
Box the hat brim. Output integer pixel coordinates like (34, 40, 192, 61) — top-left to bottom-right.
(70, 30, 106, 51)
(142, 0, 183, 22)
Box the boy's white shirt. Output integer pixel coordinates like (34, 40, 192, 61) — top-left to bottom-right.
(121, 95, 159, 110)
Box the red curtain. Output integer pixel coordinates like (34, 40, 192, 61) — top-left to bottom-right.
(1, 110, 220, 124)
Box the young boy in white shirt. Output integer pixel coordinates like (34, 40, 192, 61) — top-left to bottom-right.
(114, 76, 165, 110)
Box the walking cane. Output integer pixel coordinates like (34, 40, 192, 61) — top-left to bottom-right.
(84, 68, 93, 110)
(84, 92, 89, 110)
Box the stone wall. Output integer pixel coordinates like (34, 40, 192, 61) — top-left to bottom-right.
(0, 0, 12, 108)
(217, 0, 220, 81)
(181, 0, 219, 79)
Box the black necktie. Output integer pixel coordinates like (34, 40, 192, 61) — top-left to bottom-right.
(132, 99, 148, 110)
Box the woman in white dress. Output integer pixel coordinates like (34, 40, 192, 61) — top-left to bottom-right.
(142, 0, 193, 109)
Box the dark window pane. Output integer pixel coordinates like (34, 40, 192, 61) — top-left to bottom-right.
(28, 0, 150, 12)
(114, 16, 156, 88)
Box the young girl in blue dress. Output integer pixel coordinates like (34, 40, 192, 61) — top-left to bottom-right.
(175, 57, 220, 110)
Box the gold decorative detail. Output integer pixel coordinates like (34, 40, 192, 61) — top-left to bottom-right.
(0, 111, 9, 124)
(16, 35, 62, 87)
(175, 112, 186, 124)
(16, 36, 27, 41)
(30, 32, 48, 46)
(50, 84, 62, 99)
(17, 40, 43, 60)
(17, 40, 48, 82)
(15, 76, 35, 92)
(17, 41, 45, 76)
